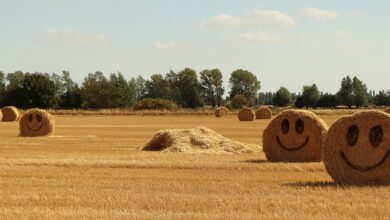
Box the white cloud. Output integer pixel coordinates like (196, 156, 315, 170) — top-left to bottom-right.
(235, 32, 282, 43)
(153, 42, 178, 49)
(37, 28, 107, 45)
(200, 8, 295, 27)
(303, 8, 340, 20)
(335, 29, 350, 36)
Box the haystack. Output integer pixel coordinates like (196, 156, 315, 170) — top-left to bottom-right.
(19, 108, 55, 137)
(215, 107, 229, 117)
(385, 108, 390, 114)
(238, 107, 255, 121)
(2, 106, 20, 121)
(256, 106, 272, 119)
(140, 126, 259, 154)
(324, 111, 390, 185)
(263, 109, 328, 162)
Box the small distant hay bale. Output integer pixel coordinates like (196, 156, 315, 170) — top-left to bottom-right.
(2, 106, 20, 122)
(263, 109, 328, 162)
(215, 107, 229, 117)
(256, 106, 272, 119)
(238, 107, 255, 121)
(384, 108, 390, 114)
(324, 111, 390, 185)
(140, 126, 259, 154)
(19, 108, 55, 137)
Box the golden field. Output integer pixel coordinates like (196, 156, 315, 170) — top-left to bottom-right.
(1, 114, 390, 219)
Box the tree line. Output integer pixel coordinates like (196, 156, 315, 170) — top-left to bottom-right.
(0, 69, 388, 109)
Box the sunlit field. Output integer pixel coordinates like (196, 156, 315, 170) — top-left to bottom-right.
(1, 114, 390, 219)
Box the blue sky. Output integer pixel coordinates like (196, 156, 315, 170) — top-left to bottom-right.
(1, 0, 389, 93)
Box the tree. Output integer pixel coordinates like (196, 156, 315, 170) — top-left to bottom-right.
(165, 70, 181, 104)
(317, 93, 338, 108)
(108, 72, 134, 107)
(135, 76, 147, 100)
(0, 71, 6, 104)
(199, 69, 224, 106)
(352, 76, 368, 107)
(145, 74, 171, 99)
(301, 84, 320, 108)
(273, 87, 291, 107)
(59, 71, 82, 108)
(294, 95, 305, 108)
(177, 68, 202, 108)
(231, 94, 248, 108)
(258, 92, 274, 105)
(337, 76, 354, 107)
(80, 71, 111, 108)
(229, 69, 260, 105)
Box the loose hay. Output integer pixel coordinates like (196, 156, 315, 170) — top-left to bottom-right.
(263, 109, 328, 162)
(215, 107, 229, 117)
(19, 108, 55, 137)
(2, 106, 20, 122)
(238, 107, 255, 121)
(324, 111, 390, 185)
(140, 126, 259, 154)
(256, 106, 272, 119)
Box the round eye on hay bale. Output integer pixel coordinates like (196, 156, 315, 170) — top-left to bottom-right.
(215, 107, 229, 117)
(238, 107, 255, 121)
(324, 111, 390, 185)
(19, 108, 54, 137)
(263, 109, 328, 162)
(256, 106, 272, 119)
(2, 106, 20, 122)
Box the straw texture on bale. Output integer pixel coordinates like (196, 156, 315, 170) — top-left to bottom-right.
(385, 108, 390, 114)
(19, 108, 55, 137)
(256, 106, 272, 119)
(215, 107, 229, 117)
(2, 106, 20, 122)
(324, 111, 390, 185)
(263, 109, 328, 162)
(238, 107, 255, 121)
(140, 126, 259, 154)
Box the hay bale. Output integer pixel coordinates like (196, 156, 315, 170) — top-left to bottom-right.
(2, 106, 20, 122)
(384, 108, 390, 114)
(324, 111, 390, 185)
(215, 107, 229, 117)
(19, 108, 55, 137)
(263, 109, 328, 162)
(256, 106, 272, 119)
(140, 126, 259, 154)
(238, 107, 255, 121)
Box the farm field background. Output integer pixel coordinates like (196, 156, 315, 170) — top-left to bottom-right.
(1, 114, 390, 219)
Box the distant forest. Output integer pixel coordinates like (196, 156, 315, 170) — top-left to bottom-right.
(0, 68, 389, 109)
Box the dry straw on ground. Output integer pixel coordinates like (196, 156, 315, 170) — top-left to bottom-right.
(263, 109, 328, 162)
(19, 108, 55, 137)
(215, 107, 229, 117)
(256, 106, 272, 119)
(2, 106, 20, 121)
(140, 126, 259, 154)
(238, 107, 255, 121)
(324, 111, 390, 185)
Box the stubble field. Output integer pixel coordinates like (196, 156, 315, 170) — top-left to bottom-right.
(1, 114, 390, 219)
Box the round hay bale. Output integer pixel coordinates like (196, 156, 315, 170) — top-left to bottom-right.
(324, 111, 390, 185)
(2, 106, 20, 122)
(215, 107, 229, 117)
(238, 107, 255, 121)
(256, 106, 272, 119)
(384, 108, 390, 114)
(263, 109, 328, 162)
(19, 108, 55, 137)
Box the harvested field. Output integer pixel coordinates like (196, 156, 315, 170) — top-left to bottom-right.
(1, 114, 390, 218)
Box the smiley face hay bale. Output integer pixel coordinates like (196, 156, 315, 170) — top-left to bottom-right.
(238, 107, 255, 121)
(263, 109, 328, 162)
(256, 106, 272, 119)
(2, 106, 20, 122)
(215, 107, 229, 117)
(19, 108, 54, 137)
(324, 111, 390, 185)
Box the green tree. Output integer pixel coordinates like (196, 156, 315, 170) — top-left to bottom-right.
(145, 74, 171, 99)
(273, 87, 291, 107)
(229, 69, 260, 105)
(302, 84, 320, 108)
(231, 94, 248, 109)
(165, 70, 181, 104)
(59, 71, 82, 108)
(108, 72, 134, 107)
(352, 76, 368, 107)
(135, 76, 147, 100)
(80, 71, 111, 108)
(337, 76, 354, 107)
(199, 68, 224, 106)
(0, 71, 6, 104)
(177, 68, 202, 108)
(317, 93, 338, 108)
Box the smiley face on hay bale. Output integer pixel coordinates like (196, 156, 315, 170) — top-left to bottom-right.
(256, 106, 272, 119)
(263, 109, 328, 162)
(2, 106, 20, 122)
(324, 111, 390, 185)
(215, 107, 229, 117)
(238, 107, 255, 121)
(19, 108, 54, 137)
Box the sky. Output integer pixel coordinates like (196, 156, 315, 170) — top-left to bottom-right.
(0, 0, 389, 93)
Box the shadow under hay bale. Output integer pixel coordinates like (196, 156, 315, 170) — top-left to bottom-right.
(140, 126, 260, 154)
(238, 107, 255, 121)
(256, 106, 272, 119)
(215, 107, 229, 117)
(324, 110, 390, 185)
(2, 106, 20, 122)
(19, 108, 55, 137)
